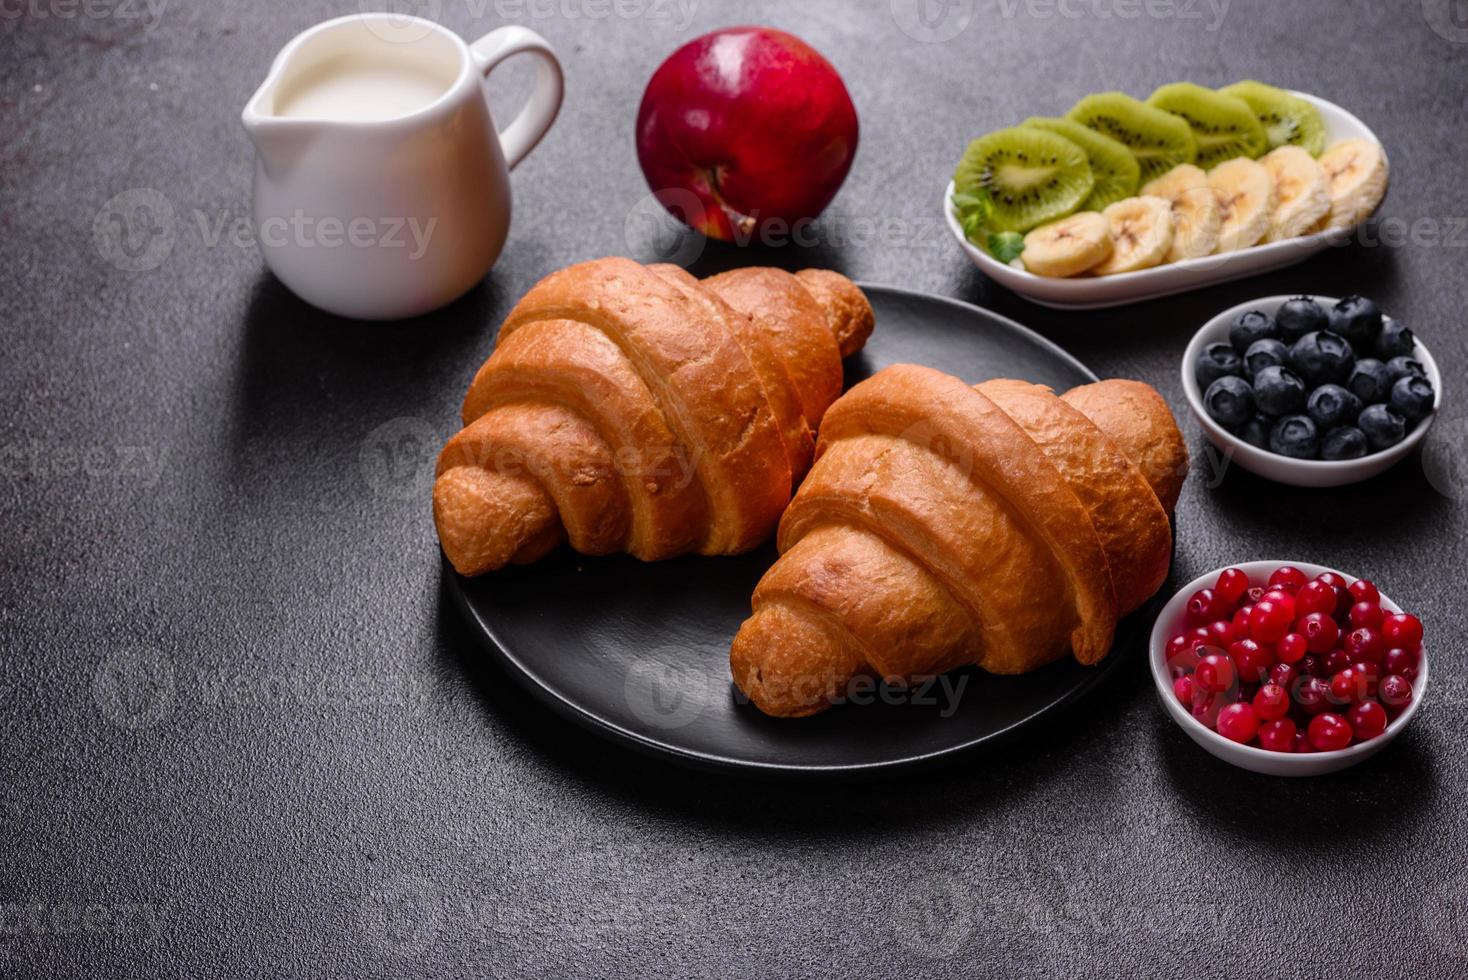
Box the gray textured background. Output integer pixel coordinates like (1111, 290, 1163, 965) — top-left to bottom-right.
(3, 0, 1467, 976)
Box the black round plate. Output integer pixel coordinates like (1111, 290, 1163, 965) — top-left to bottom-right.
(447, 284, 1162, 775)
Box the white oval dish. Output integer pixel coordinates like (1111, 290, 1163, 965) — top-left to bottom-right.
(943, 91, 1386, 310)
(1150, 561, 1427, 777)
(1181, 295, 1441, 487)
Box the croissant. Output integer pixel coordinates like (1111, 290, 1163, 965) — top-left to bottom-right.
(433, 257, 875, 576)
(729, 364, 1188, 717)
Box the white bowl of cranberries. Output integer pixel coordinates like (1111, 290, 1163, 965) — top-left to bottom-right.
(1149, 560, 1427, 776)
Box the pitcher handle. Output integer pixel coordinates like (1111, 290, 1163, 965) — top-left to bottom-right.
(470, 26, 564, 171)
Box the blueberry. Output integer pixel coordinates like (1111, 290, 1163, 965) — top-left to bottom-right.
(1268, 415, 1320, 459)
(1346, 358, 1394, 405)
(1289, 330, 1356, 386)
(1390, 375, 1435, 421)
(1252, 364, 1308, 417)
(1306, 384, 1363, 429)
(1386, 356, 1427, 383)
(1328, 295, 1383, 350)
(1195, 342, 1244, 390)
(1228, 310, 1278, 353)
(1238, 414, 1271, 449)
(1358, 403, 1407, 451)
(1243, 338, 1291, 379)
(1204, 376, 1256, 428)
(1275, 296, 1328, 343)
(1375, 318, 1417, 359)
(1320, 426, 1369, 461)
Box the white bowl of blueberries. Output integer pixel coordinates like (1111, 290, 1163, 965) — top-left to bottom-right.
(1181, 295, 1441, 487)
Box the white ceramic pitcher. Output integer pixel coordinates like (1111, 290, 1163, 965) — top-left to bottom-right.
(242, 14, 563, 320)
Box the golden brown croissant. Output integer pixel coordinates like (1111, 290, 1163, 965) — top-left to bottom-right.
(433, 257, 874, 576)
(729, 364, 1188, 717)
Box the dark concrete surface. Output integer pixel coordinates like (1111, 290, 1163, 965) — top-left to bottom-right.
(2, 1, 1466, 976)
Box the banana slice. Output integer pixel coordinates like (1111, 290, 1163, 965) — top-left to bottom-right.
(1091, 196, 1174, 275)
(1317, 138, 1389, 230)
(1020, 212, 1113, 278)
(1140, 165, 1218, 261)
(1209, 158, 1277, 253)
(1164, 186, 1222, 261)
(1261, 146, 1330, 242)
(1140, 163, 1209, 200)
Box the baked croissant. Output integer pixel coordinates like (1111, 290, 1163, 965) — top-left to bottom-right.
(730, 364, 1188, 717)
(434, 257, 874, 576)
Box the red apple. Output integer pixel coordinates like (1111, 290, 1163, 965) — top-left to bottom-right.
(635, 26, 859, 242)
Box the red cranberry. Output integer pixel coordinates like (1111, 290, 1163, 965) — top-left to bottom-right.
(1245, 585, 1267, 604)
(1344, 627, 1385, 663)
(1295, 676, 1332, 715)
(1293, 730, 1317, 753)
(1261, 589, 1298, 622)
(1348, 579, 1380, 605)
(1322, 649, 1352, 676)
(1215, 567, 1250, 607)
(1259, 718, 1296, 751)
(1382, 647, 1419, 680)
(1308, 712, 1353, 751)
(1350, 601, 1385, 630)
(1296, 580, 1338, 617)
(1350, 660, 1381, 697)
(1268, 566, 1308, 593)
(1174, 674, 1195, 705)
(1186, 588, 1224, 625)
(1192, 687, 1234, 728)
(1298, 654, 1324, 677)
(1348, 700, 1389, 741)
(1167, 647, 1200, 677)
(1217, 703, 1259, 743)
(1207, 619, 1237, 646)
(1269, 662, 1299, 690)
(1253, 684, 1290, 722)
(1330, 668, 1367, 704)
(1196, 652, 1237, 693)
(1232, 605, 1253, 637)
(1382, 613, 1423, 650)
(1297, 612, 1339, 654)
(1276, 632, 1307, 664)
(1250, 600, 1293, 643)
(1314, 573, 1353, 618)
(1229, 639, 1273, 684)
(1378, 674, 1414, 715)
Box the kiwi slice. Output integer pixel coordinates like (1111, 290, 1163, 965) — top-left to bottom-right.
(1147, 82, 1268, 169)
(1023, 116, 1140, 212)
(1220, 80, 1327, 156)
(953, 127, 1094, 233)
(1067, 92, 1197, 184)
